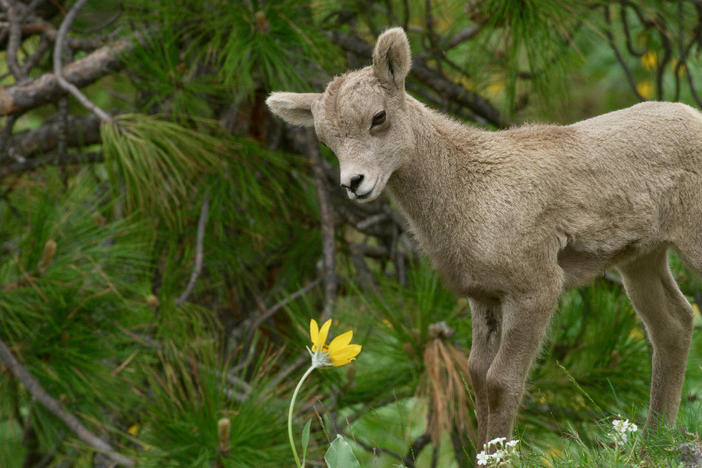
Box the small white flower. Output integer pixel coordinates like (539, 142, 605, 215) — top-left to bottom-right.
(611, 416, 638, 446)
(476, 451, 490, 465)
(493, 449, 507, 461)
(612, 419, 625, 432)
(506, 440, 519, 448)
(487, 437, 507, 446)
(610, 431, 628, 446)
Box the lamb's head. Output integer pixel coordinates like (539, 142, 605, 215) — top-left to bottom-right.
(266, 27, 413, 203)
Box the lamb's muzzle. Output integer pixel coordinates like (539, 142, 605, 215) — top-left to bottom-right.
(340, 174, 364, 194)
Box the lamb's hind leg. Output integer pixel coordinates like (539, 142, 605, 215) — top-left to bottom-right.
(617, 247, 694, 428)
(467, 298, 501, 450)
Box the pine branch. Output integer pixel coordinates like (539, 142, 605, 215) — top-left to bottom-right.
(12, 113, 102, 157)
(403, 432, 432, 468)
(305, 128, 337, 320)
(10, 19, 110, 50)
(602, 5, 645, 101)
(0, 337, 134, 466)
(0, 35, 135, 116)
(176, 193, 210, 305)
(0, 0, 26, 81)
(53, 0, 112, 123)
(0, 152, 104, 178)
(245, 279, 322, 345)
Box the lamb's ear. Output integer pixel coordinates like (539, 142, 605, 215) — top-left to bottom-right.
(372, 27, 411, 89)
(266, 92, 320, 127)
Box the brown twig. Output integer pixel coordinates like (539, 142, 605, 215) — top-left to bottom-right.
(0, 151, 103, 178)
(73, 5, 122, 34)
(0, 113, 19, 160)
(0, 337, 134, 466)
(619, 4, 647, 57)
(444, 24, 482, 50)
(11, 113, 102, 158)
(0, 36, 135, 116)
(424, 0, 443, 77)
(403, 432, 432, 468)
(1, 0, 26, 81)
(20, 33, 50, 76)
(53, 0, 112, 123)
(235, 279, 323, 377)
(602, 5, 645, 101)
(176, 193, 210, 305)
(15, 19, 109, 49)
(306, 128, 337, 320)
(246, 278, 322, 342)
(654, 16, 672, 100)
(401, 0, 409, 30)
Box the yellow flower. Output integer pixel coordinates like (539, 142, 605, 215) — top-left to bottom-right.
(641, 51, 657, 70)
(309, 319, 362, 367)
(636, 80, 653, 99)
(310, 318, 331, 353)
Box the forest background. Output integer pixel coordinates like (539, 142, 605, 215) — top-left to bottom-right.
(0, 0, 701, 467)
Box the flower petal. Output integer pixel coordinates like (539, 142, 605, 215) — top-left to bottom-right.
(310, 319, 319, 352)
(329, 344, 362, 366)
(327, 330, 353, 353)
(318, 319, 332, 350)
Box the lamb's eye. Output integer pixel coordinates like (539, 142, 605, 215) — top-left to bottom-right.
(371, 111, 386, 128)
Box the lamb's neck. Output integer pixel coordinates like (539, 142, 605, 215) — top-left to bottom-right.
(387, 95, 487, 226)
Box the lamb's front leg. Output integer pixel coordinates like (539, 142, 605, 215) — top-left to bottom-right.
(467, 298, 502, 450)
(485, 282, 561, 442)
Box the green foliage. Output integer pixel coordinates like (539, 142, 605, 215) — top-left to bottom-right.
(301, 418, 311, 465)
(136, 329, 290, 467)
(125, 32, 218, 118)
(0, 169, 152, 456)
(213, 1, 334, 95)
(100, 114, 224, 226)
(514, 416, 701, 467)
(3, 1, 702, 467)
(475, 0, 582, 111)
(335, 261, 464, 407)
(324, 434, 361, 468)
(125, 0, 337, 101)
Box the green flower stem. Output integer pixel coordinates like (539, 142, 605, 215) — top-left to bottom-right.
(288, 364, 317, 468)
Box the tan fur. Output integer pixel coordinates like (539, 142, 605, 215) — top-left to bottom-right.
(267, 28, 700, 448)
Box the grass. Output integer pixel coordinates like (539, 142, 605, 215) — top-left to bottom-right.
(322, 258, 702, 467)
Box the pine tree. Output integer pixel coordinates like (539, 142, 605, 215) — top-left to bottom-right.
(0, 1, 700, 466)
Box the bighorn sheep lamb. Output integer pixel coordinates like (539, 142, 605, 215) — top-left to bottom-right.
(266, 27, 701, 449)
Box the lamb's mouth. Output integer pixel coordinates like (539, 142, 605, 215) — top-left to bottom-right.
(353, 181, 377, 202)
(356, 190, 372, 200)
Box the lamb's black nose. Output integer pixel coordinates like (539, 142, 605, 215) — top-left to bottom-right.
(341, 174, 364, 194)
(349, 174, 364, 193)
